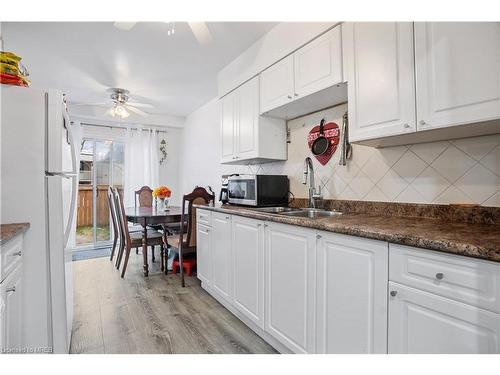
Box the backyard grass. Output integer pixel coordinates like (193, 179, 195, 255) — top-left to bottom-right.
(76, 225, 110, 245)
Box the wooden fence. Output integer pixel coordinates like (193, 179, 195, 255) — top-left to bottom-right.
(77, 185, 123, 227)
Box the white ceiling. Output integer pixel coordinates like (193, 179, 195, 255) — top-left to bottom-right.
(1, 22, 277, 118)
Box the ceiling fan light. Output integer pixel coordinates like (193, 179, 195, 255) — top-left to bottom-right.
(113, 104, 130, 118)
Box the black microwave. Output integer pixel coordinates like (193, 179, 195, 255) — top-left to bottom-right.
(227, 175, 289, 207)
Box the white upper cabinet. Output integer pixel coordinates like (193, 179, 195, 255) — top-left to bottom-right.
(294, 26, 343, 98)
(316, 232, 388, 353)
(259, 26, 345, 119)
(260, 55, 295, 113)
(415, 22, 500, 131)
(220, 76, 286, 164)
(220, 93, 235, 163)
(235, 78, 259, 159)
(344, 22, 417, 142)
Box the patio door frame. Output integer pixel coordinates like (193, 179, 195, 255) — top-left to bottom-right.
(76, 137, 123, 250)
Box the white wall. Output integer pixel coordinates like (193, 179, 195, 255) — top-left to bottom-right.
(178, 98, 225, 197)
(180, 99, 500, 207)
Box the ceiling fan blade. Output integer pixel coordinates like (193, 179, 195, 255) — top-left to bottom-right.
(104, 107, 115, 117)
(71, 102, 109, 106)
(188, 22, 213, 45)
(113, 22, 137, 31)
(126, 105, 148, 117)
(127, 101, 154, 109)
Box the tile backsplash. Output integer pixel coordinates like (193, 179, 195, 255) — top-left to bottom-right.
(221, 103, 500, 207)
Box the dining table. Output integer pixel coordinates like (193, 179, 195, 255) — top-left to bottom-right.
(125, 206, 184, 276)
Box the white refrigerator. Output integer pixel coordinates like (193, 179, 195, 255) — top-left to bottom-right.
(1, 85, 77, 353)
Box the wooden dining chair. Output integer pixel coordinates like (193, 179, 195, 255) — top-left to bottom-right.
(114, 187, 165, 278)
(135, 186, 154, 208)
(111, 187, 158, 270)
(107, 187, 120, 262)
(166, 187, 214, 287)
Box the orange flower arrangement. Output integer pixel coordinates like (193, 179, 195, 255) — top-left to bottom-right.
(152, 186, 171, 199)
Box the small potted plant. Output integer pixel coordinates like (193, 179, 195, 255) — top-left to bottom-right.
(153, 185, 172, 210)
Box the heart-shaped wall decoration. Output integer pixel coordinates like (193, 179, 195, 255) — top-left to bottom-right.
(307, 121, 340, 165)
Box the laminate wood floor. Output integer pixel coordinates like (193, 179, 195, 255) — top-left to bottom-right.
(70, 251, 278, 354)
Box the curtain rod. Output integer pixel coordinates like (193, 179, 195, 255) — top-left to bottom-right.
(78, 121, 169, 134)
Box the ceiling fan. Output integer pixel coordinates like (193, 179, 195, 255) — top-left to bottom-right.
(113, 22, 214, 45)
(73, 88, 153, 118)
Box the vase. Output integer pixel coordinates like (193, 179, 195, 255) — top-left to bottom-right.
(158, 197, 169, 211)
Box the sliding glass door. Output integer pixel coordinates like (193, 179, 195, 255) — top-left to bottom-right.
(76, 139, 125, 248)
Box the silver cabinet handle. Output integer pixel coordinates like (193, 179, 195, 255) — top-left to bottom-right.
(316, 234, 322, 240)
(264, 224, 268, 228)
(435, 272, 444, 280)
(403, 123, 410, 128)
(11, 251, 22, 257)
(257, 223, 262, 227)
(419, 120, 426, 126)
(6, 286, 16, 293)
(294, 93, 299, 97)
(225, 216, 230, 220)
(287, 95, 292, 99)
(390, 290, 397, 297)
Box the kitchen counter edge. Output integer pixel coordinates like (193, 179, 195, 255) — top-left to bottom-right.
(194, 205, 500, 263)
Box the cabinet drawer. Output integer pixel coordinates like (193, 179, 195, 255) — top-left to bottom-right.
(389, 244, 500, 313)
(196, 209, 212, 226)
(1, 235, 23, 283)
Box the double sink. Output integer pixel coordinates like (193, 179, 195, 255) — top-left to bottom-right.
(252, 206, 342, 219)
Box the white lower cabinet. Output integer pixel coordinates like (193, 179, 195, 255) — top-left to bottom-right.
(1, 233, 24, 353)
(231, 216, 265, 329)
(196, 209, 500, 354)
(196, 223, 212, 286)
(210, 213, 232, 302)
(1, 262, 23, 351)
(388, 244, 500, 354)
(388, 282, 500, 354)
(316, 232, 388, 353)
(264, 222, 316, 353)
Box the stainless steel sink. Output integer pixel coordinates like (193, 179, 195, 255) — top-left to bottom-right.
(252, 206, 342, 219)
(280, 208, 342, 219)
(252, 206, 303, 213)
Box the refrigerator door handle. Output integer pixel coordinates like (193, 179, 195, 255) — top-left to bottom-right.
(46, 171, 78, 178)
(62, 117, 78, 248)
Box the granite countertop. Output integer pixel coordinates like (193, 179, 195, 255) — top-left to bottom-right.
(0, 223, 30, 246)
(195, 204, 500, 262)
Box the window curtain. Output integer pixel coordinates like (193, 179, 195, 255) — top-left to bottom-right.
(124, 127, 160, 207)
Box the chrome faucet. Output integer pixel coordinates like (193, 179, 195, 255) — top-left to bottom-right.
(303, 157, 323, 208)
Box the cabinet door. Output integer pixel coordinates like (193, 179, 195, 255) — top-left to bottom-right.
(343, 22, 416, 142)
(260, 55, 295, 114)
(232, 216, 264, 328)
(220, 93, 235, 163)
(294, 26, 343, 98)
(196, 224, 212, 286)
(388, 282, 500, 354)
(1, 265, 23, 351)
(264, 222, 316, 353)
(235, 77, 259, 159)
(211, 213, 232, 302)
(415, 22, 500, 131)
(316, 233, 388, 353)
(0, 289, 4, 350)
